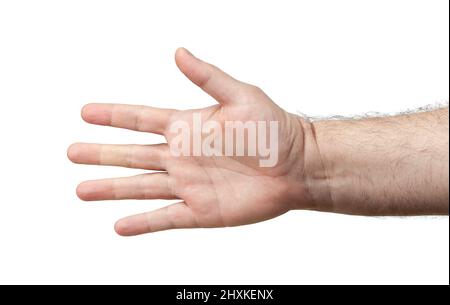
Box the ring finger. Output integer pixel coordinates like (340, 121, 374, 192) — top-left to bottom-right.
(76, 173, 177, 201)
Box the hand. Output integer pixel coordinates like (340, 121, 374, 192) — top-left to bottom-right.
(68, 48, 319, 236)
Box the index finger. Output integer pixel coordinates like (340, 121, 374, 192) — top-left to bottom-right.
(81, 103, 176, 135)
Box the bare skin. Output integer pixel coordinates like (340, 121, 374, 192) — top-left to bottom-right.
(67, 48, 449, 236)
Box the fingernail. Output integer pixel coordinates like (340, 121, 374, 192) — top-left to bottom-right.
(181, 47, 194, 58)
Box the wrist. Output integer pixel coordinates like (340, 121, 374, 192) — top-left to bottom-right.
(287, 114, 334, 212)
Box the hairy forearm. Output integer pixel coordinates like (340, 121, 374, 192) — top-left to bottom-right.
(303, 108, 449, 216)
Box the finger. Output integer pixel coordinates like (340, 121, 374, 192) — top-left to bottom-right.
(114, 202, 197, 236)
(76, 173, 176, 201)
(81, 103, 175, 134)
(68, 143, 168, 170)
(175, 47, 245, 105)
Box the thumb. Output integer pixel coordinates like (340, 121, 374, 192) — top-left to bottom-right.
(175, 48, 244, 105)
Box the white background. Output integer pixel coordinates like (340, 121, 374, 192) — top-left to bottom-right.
(0, 0, 448, 284)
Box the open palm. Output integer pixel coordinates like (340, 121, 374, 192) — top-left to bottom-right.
(68, 48, 311, 236)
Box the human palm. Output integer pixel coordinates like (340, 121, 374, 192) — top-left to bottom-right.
(68, 48, 308, 235)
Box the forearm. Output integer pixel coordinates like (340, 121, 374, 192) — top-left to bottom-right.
(303, 108, 449, 216)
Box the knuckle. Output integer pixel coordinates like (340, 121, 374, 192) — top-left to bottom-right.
(246, 84, 263, 95)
